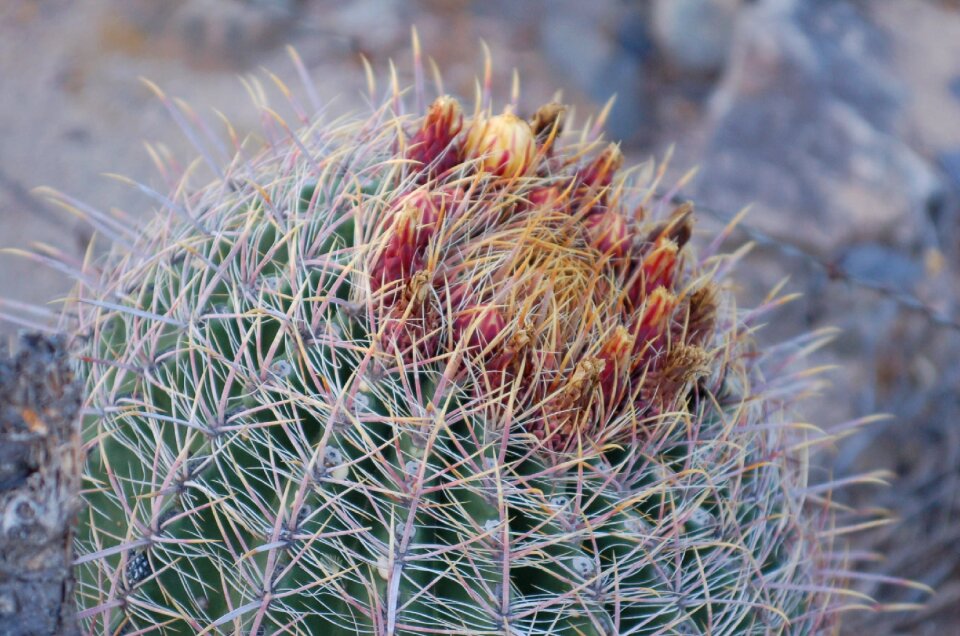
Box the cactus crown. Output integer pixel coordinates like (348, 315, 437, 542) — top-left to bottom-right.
(43, 46, 866, 634)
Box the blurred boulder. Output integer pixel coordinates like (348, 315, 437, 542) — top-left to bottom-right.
(540, 4, 650, 142)
(652, 0, 744, 75)
(322, 0, 405, 58)
(99, 0, 300, 68)
(837, 242, 925, 289)
(693, 0, 944, 252)
(939, 150, 960, 189)
(169, 0, 298, 67)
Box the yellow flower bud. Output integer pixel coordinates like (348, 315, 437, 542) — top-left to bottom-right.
(464, 112, 536, 178)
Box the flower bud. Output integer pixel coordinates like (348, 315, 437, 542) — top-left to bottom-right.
(464, 112, 536, 178)
(628, 236, 679, 306)
(576, 144, 623, 215)
(596, 325, 634, 408)
(584, 210, 630, 259)
(579, 143, 623, 191)
(407, 95, 464, 177)
(371, 191, 442, 291)
(631, 286, 677, 360)
(453, 304, 507, 352)
(639, 287, 676, 332)
(526, 185, 563, 210)
(641, 237, 679, 292)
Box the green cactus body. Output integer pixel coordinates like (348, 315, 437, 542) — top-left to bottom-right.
(53, 54, 851, 635)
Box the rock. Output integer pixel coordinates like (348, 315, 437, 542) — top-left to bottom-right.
(939, 150, 960, 188)
(540, 5, 648, 142)
(169, 0, 298, 68)
(836, 242, 924, 288)
(323, 0, 405, 58)
(99, 0, 300, 69)
(651, 0, 744, 75)
(614, 7, 656, 61)
(0, 334, 82, 636)
(693, 0, 944, 252)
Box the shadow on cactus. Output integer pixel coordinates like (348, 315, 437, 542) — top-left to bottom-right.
(17, 44, 908, 634)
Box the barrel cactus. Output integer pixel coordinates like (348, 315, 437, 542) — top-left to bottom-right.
(46, 49, 858, 634)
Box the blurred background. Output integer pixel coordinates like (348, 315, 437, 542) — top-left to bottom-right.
(1, 0, 958, 632)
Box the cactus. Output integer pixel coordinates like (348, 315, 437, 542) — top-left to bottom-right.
(42, 48, 862, 634)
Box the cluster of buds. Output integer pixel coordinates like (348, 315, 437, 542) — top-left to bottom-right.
(368, 95, 715, 451)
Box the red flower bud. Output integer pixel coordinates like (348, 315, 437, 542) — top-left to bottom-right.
(453, 304, 507, 353)
(371, 191, 443, 292)
(628, 237, 679, 306)
(526, 185, 563, 210)
(575, 143, 623, 215)
(584, 210, 630, 259)
(631, 286, 677, 359)
(596, 325, 634, 409)
(579, 143, 623, 191)
(642, 237, 678, 291)
(407, 95, 463, 177)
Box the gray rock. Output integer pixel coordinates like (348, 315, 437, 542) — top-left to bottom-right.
(693, 0, 943, 252)
(938, 150, 960, 188)
(540, 6, 648, 142)
(950, 75, 960, 101)
(615, 7, 656, 61)
(327, 0, 405, 56)
(836, 242, 924, 288)
(169, 0, 299, 67)
(652, 0, 744, 74)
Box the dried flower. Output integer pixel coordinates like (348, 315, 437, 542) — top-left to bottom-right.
(646, 202, 694, 249)
(529, 102, 566, 138)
